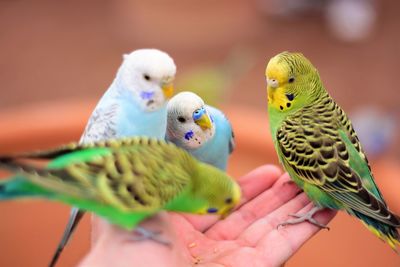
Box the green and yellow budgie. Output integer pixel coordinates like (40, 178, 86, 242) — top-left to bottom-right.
(0, 137, 241, 231)
(266, 51, 400, 249)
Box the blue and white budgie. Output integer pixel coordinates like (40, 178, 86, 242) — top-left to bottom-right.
(81, 49, 176, 142)
(166, 92, 235, 171)
(50, 48, 176, 267)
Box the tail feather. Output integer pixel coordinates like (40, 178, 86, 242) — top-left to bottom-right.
(0, 142, 80, 161)
(0, 176, 54, 200)
(0, 152, 67, 200)
(0, 158, 93, 199)
(0, 157, 49, 177)
(353, 210, 400, 251)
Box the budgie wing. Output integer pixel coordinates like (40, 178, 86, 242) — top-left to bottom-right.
(228, 119, 235, 154)
(276, 101, 400, 227)
(1, 138, 194, 213)
(80, 103, 119, 143)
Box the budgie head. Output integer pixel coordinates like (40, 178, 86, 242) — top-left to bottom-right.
(193, 164, 242, 218)
(166, 92, 215, 149)
(265, 51, 323, 113)
(118, 49, 176, 112)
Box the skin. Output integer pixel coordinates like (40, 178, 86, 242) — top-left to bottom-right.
(79, 165, 336, 267)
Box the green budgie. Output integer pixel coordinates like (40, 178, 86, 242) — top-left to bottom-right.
(265, 51, 400, 249)
(0, 137, 241, 236)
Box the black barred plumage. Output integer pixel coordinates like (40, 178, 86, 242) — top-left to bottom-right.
(278, 95, 400, 231)
(273, 51, 324, 99)
(0, 137, 196, 211)
(80, 104, 119, 143)
(267, 51, 400, 249)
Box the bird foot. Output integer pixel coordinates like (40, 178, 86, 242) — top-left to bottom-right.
(277, 206, 329, 230)
(130, 226, 171, 246)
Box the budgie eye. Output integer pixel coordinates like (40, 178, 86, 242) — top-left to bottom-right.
(177, 117, 186, 123)
(225, 197, 233, 204)
(143, 74, 151, 81)
(288, 77, 295, 83)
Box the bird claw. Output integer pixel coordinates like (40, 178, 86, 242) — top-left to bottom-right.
(130, 226, 171, 246)
(277, 206, 329, 230)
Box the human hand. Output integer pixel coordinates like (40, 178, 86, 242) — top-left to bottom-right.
(79, 165, 337, 267)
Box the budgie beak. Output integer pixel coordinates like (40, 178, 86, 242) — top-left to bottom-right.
(219, 207, 234, 219)
(193, 109, 212, 130)
(161, 82, 174, 99)
(219, 183, 241, 219)
(266, 78, 280, 103)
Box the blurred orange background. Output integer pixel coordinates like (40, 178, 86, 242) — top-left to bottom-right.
(0, 0, 399, 266)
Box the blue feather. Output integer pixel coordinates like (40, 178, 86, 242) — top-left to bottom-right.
(189, 105, 234, 171)
(115, 87, 167, 139)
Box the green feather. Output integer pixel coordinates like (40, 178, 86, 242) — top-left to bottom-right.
(339, 130, 383, 201)
(0, 177, 54, 200)
(0, 137, 241, 229)
(47, 148, 111, 169)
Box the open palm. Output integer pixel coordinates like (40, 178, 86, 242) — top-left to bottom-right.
(80, 165, 336, 267)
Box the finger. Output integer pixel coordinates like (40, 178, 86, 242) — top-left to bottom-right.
(90, 216, 109, 246)
(205, 173, 302, 240)
(256, 204, 337, 267)
(80, 213, 187, 267)
(182, 165, 283, 232)
(237, 192, 310, 246)
(237, 164, 283, 204)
